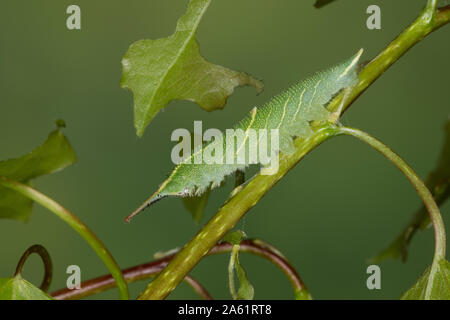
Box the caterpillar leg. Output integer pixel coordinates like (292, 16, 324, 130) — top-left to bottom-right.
(279, 135, 296, 155)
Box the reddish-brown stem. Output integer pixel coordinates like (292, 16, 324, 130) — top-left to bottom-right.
(14, 244, 53, 293)
(51, 256, 211, 300)
(51, 239, 306, 300)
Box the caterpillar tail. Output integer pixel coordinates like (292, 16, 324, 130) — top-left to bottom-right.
(125, 192, 168, 222)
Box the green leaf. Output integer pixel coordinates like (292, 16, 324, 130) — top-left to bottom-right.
(0, 275, 53, 300)
(223, 230, 246, 246)
(120, 0, 263, 137)
(369, 234, 406, 263)
(225, 230, 254, 300)
(314, 0, 338, 8)
(370, 120, 450, 263)
(234, 253, 254, 300)
(401, 259, 450, 300)
(182, 189, 211, 223)
(0, 123, 77, 222)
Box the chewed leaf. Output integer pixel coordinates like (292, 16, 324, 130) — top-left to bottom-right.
(370, 120, 450, 263)
(0, 123, 77, 222)
(401, 259, 450, 300)
(0, 275, 53, 300)
(121, 0, 263, 137)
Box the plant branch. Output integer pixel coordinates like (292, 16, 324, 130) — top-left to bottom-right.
(227, 244, 239, 300)
(0, 176, 129, 300)
(138, 2, 450, 299)
(371, 117, 450, 263)
(336, 127, 446, 299)
(50, 239, 307, 300)
(336, 127, 446, 262)
(327, 3, 449, 116)
(138, 127, 334, 300)
(14, 244, 53, 292)
(222, 239, 308, 298)
(51, 257, 211, 300)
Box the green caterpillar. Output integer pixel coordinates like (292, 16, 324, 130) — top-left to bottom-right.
(126, 49, 363, 221)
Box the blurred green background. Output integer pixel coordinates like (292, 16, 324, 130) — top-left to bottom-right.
(0, 0, 449, 300)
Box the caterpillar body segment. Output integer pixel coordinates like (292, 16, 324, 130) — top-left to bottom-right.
(126, 49, 363, 222)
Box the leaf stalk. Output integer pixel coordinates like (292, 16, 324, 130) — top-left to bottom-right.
(0, 176, 129, 300)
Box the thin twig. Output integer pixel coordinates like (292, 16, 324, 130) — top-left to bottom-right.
(14, 244, 53, 292)
(0, 176, 129, 300)
(51, 239, 306, 300)
(336, 126, 446, 299)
